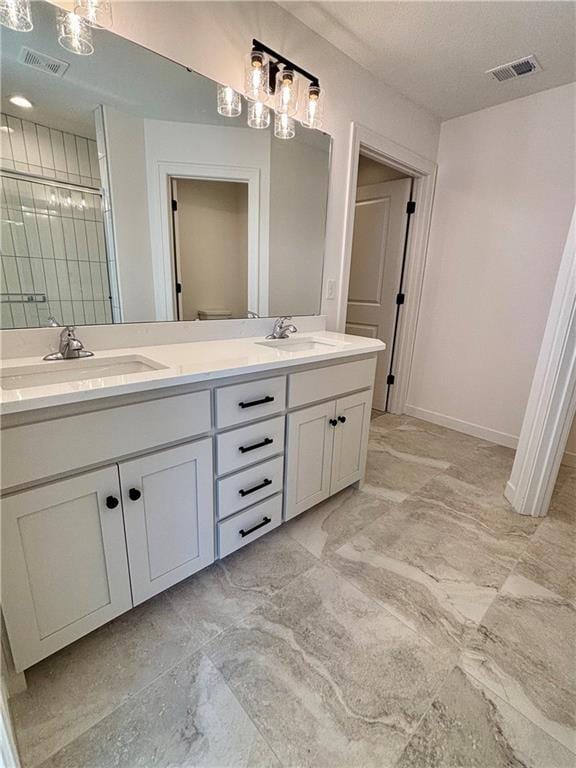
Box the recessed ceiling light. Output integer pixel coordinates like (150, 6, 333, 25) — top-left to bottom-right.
(9, 95, 33, 109)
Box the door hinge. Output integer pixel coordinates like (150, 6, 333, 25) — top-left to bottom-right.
(406, 200, 416, 214)
(171, 199, 178, 212)
(175, 282, 182, 294)
(387, 374, 395, 386)
(396, 292, 405, 305)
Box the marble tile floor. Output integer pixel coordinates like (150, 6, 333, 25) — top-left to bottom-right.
(9, 413, 576, 768)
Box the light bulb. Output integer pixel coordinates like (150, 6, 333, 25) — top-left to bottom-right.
(74, 0, 112, 28)
(217, 84, 241, 117)
(0, 0, 32, 31)
(247, 101, 270, 130)
(57, 10, 94, 55)
(9, 95, 33, 109)
(275, 68, 299, 117)
(274, 112, 295, 140)
(244, 50, 268, 101)
(302, 84, 323, 129)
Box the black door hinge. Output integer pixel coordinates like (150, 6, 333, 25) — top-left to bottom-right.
(175, 282, 182, 294)
(406, 200, 416, 214)
(387, 374, 395, 386)
(171, 199, 178, 212)
(396, 293, 405, 305)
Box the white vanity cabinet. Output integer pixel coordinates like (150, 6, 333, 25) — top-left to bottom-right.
(120, 440, 214, 605)
(284, 389, 372, 521)
(2, 467, 133, 672)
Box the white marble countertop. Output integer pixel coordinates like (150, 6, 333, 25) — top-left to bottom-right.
(0, 332, 384, 416)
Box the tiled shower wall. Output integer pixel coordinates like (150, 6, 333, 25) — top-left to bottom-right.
(0, 114, 113, 328)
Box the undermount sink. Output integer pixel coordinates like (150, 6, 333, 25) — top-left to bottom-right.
(256, 337, 342, 353)
(0, 355, 167, 390)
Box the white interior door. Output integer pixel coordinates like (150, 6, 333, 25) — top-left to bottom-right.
(346, 178, 412, 411)
(1, 467, 132, 671)
(120, 439, 215, 605)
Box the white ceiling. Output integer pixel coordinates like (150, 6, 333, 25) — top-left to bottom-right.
(281, 1, 576, 119)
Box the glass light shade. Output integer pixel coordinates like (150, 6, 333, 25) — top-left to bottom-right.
(217, 84, 241, 117)
(247, 101, 270, 130)
(74, 0, 112, 28)
(274, 112, 295, 140)
(0, 0, 32, 31)
(244, 50, 268, 101)
(58, 11, 94, 55)
(275, 68, 299, 116)
(302, 84, 323, 129)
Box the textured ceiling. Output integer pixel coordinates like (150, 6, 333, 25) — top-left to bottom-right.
(280, 1, 576, 119)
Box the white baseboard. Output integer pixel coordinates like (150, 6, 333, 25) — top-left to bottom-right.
(403, 405, 519, 449)
(562, 450, 576, 468)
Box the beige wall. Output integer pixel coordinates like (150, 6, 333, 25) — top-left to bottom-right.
(357, 156, 409, 186)
(407, 83, 576, 446)
(564, 414, 576, 465)
(176, 179, 248, 320)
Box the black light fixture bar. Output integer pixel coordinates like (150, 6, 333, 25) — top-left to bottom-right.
(252, 39, 320, 88)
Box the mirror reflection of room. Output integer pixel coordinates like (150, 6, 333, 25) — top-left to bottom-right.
(0, 0, 330, 329)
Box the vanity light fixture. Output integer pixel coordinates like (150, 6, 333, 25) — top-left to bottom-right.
(57, 10, 94, 56)
(302, 83, 324, 130)
(244, 49, 268, 101)
(74, 0, 112, 28)
(275, 68, 299, 117)
(217, 84, 242, 117)
(0, 0, 32, 31)
(9, 94, 33, 108)
(247, 100, 270, 130)
(274, 112, 295, 140)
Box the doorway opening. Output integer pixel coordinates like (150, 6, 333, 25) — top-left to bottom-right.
(169, 177, 249, 321)
(345, 155, 415, 413)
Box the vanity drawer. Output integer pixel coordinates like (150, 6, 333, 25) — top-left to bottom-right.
(217, 456, 283, 520)
(217, 416, 284, 475)
(288, 357, 376, 408)
(215, 376, 286, 429)
(2, 391, 211, 490)
(218, 495, 283, 558)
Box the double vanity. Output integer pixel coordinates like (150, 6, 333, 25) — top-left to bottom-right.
(1, 329, 383, 673)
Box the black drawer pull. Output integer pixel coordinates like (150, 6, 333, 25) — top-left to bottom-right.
(239, 437, 273, 454)
(240, 516, 272, 538)
(338, 416, 347, 424)
(238, 395, 274, 409)
(238, 478, 272, 497)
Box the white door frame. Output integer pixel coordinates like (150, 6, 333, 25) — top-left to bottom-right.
(340, 122, 437, 413)
(149, 160, 267, 320)
(506, 206, 576, 516)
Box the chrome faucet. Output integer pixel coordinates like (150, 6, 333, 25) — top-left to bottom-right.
(266, 316, 298, 340)
(43, 326, 94, 361)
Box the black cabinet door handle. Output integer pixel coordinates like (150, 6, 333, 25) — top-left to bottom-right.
(239, 516, 272, 538)
(238, 478, 272, 497)
(239, 437, 273, 454)
(329, 418, 338, 427)
(238, 395, 274, 409)
(105, 495, 119, 509)
(338, 416, 347, 424)
(128, 488, 142, 501)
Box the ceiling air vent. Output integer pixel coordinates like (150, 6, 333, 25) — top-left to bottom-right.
(17, 47, 69, 78)
(486, 55, 541, 82)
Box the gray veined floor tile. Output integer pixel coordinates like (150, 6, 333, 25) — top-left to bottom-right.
(396, 665, 576, 768)
(39, 653, 280, 768)
(207, 565, 456, 768)
(363, 443, 448, 502)
(549, 465, 576, 524)
(462, 573, 576, 754)
(446, 441, 516, 497)
(328, 486, 519, 651)
(11, 593, 197, 768)
(284, 486, 393, 559)
(167, 529, 317, 649)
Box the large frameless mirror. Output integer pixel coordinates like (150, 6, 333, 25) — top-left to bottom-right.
(0, 1, 331, 329)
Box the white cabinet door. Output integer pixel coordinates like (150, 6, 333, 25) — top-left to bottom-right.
(331, 390, 373, 494)
(120, 439, 215, 605)
(1, 467, 132, 672)
(285, 401, 335, 521)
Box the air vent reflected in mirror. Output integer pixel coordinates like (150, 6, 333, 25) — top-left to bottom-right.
(486, 55, 541, 82)
(17, 47, 69, 78)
